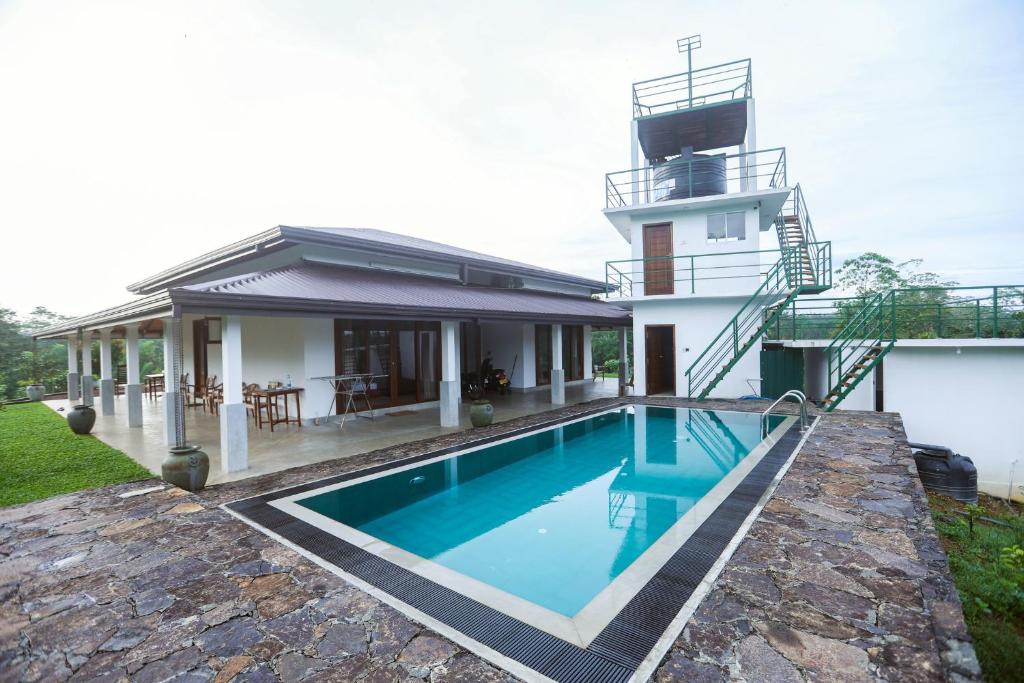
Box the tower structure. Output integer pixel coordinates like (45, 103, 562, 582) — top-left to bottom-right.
(602, 36, 831, 399)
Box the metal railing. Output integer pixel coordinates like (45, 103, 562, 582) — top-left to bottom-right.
(632, 58, 752, 118)
(685, 247, 829, 399)
(824, 291, 898, 410)
(765, 286, 1024, 342)
(605, 247, 775, 299)
(605, 242, 831, 299)
(606, 147, 786, 210)
(761, 390, 809, 437)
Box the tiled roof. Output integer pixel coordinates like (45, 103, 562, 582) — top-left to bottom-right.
(174, 261, 629, 324)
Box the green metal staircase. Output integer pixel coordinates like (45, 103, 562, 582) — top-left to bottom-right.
(685, 246, 828, 399)
(685, 186, 832, 400)
(820, 291, 897, 411)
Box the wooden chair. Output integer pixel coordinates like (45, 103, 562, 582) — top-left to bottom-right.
(243, 383, 267, 427)
(114, 365, 128, 395)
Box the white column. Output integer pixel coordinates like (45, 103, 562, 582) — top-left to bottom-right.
(630, 119, 641, 207)
(162, 318, 179, 446)
(551, 323, 565, 405)
(746, 98, 758, 191)
(99, 329, 115, 416)
(582, 325, 593, 380)
(80, 335, 94, 406)
(220, 315, 248, 473)
(125, 326, 143, 427)
(66, 334, 80, 402)
(619, 328, 631, 396)
(302, 318, 335, 424)
(440, 320, 460, 427)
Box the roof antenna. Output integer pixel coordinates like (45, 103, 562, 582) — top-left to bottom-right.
(676, 34, 702, 108)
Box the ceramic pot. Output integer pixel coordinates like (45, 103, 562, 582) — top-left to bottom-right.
(161, 445, 210, 492)
(25, 384, 46, 402)
(470, 399, 494, 428)
(67, 404, 96, 434)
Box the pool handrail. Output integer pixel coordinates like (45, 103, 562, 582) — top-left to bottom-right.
(761, 390, 808, 437)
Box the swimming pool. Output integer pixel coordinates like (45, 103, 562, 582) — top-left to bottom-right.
(228, 404, 806, 683)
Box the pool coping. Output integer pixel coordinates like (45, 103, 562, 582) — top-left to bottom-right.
(268, 407, 796, 648)
(224, 403, 816, 683)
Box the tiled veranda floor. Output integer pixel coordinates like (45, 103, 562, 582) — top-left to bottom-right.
(44, 381, 619, 485)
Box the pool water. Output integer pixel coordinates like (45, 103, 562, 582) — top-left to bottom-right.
(298, 405, 782, 617)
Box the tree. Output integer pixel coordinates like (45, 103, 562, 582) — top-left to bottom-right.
(0, 306, 73, 399)
(835, 252, 956, 297)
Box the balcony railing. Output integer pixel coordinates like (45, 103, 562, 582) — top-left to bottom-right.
(604, 243, 831, 299)
(632, 59, 751, 118)
(763, 286, 1024, 341)
(605, 147, 786, 210)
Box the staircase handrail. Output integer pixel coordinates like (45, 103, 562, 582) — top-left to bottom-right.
(826, 290, 897, 391)
(685, 250, 803, 397)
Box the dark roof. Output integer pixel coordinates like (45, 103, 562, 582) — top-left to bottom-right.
(127, 226, 606, 294)
(34, 292, 173, 339)
(171, 261, 630, 324)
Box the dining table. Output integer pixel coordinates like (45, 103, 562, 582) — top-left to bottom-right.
(253, 386, 304, 432)
(144, 373, 165, 400)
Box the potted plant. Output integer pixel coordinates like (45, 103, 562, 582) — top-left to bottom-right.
(21, 349, 46, 401)
(67, 404, 96, 434)
(162, 444, 210, 492)
(467, 383, 494, 428)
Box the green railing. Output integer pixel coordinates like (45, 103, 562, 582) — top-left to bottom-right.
(765, 286, 1024, 342)
(685, 248, 810, 399)
(605, 247, 781, 298)
(605, 147, 786, 209)
(824, 291, 898, 410)
(632, 58, 751, 118)
(774, 184, 827, 286)
(605, 241, 832, 299)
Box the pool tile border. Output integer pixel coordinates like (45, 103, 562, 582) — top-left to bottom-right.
(226, 408, 806, 683)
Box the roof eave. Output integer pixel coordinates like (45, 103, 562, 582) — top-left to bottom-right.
(169, 289, 631, 326)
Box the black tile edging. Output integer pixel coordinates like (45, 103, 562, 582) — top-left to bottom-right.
(226, 413, 804, 683)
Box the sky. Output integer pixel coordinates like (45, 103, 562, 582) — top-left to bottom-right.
(1, 0, 1022, 317)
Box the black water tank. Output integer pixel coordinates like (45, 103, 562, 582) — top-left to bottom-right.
(653, 153, 727, 201)
(909, 442, 978, 503)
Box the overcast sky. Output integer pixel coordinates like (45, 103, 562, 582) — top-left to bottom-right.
(1, 0, 1022, 317)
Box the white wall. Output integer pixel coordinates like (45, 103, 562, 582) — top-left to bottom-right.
(802, 341, 1024, 500)
(480, 321, 535, 389)
(631, 297, 762, 398)
(881, 345, 1024, 500)
(627, 205, 763, 298)
(302, 318, 336, 421)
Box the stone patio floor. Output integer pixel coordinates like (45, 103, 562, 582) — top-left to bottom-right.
(0, 398, 982, 682)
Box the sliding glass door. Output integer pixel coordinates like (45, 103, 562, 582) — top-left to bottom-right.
(335, 320, 442, 408)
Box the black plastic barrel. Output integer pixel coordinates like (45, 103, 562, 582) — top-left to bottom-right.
(909, 442, 978, 503)
(653, 153, 727, 201)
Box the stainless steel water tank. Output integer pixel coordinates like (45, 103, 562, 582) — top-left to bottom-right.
(653, 153, 727, 201)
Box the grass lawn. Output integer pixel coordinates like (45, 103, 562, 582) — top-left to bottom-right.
(930, 493, 1024, 682)
(0, 403, 152, 507)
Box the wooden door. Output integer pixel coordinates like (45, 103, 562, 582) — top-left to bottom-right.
(645, 325, 675, 395)
(643, 223, 674, 295)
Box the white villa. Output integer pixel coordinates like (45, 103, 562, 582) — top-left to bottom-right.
(36, 37, 1023, 499)
(36, 226, 632, 475)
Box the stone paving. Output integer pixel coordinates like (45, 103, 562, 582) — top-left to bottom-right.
(0, 399, 980, 682)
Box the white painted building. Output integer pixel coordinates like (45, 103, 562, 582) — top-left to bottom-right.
(599, 38, 1023, 498)
(37, 226, 630, 475)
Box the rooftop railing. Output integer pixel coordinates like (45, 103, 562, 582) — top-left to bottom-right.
(632, 58, 751, 118)
(604, 242, 831, 299)
(605, 147, 786, 210)
(764, 286, 1024, 341)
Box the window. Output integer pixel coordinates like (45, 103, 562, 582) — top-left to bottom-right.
(707, 211, 746, 243)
